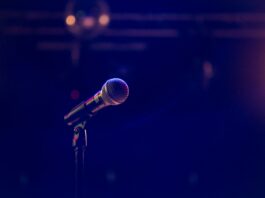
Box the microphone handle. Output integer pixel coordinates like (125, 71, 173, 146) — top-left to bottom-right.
(64, 91, 106, 127)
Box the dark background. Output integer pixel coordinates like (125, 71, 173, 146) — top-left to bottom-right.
(1, 0, 265, 198)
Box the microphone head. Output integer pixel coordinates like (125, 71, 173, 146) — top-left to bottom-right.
(101, 78, 129, 106)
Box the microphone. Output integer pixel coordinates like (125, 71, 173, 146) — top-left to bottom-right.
(64, 78, 129, 127)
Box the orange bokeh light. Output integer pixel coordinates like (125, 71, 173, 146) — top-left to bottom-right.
(66, 15, 76, 26)
(99, 14, 110, 26)
(82, 17, 96, 29)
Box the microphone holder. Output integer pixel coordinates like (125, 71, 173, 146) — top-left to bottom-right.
(72, 122, 88, 198)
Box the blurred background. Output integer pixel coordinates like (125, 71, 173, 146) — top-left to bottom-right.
(1, 0, 265, 197)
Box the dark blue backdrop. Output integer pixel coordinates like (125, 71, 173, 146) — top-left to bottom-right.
(0, 1, 265, 198)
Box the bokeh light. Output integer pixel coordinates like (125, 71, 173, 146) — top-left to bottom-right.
(82, 16, 96, 29)
(70, 89, 80, 100)
(65, 15, 76, 26)
(98, 14, 110, 26)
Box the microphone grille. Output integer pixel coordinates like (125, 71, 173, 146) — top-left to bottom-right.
(102, 78, 129, 105)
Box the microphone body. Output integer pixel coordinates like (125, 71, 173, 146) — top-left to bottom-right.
(64, 78, 129, 126)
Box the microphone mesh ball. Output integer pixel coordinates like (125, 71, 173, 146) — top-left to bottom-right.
(102, 78, 129, 105)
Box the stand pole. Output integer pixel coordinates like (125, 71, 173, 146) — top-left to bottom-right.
(72, 123, 87, 198)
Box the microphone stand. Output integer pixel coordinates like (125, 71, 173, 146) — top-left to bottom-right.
(72, 122, 88, 198)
